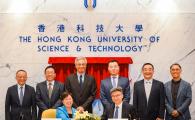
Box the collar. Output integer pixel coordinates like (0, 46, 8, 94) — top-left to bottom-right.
(144, 79, 153, 84)
(47, 80, 55, 86)
(77, 72, 85, 77)
(17, 84, 25, 89)
(111, 75, 119, 79)
(172, 79, 181, 84)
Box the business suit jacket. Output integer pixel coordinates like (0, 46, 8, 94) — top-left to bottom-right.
(133, 79, 165, 120)
(56, 106, 76, 120)
(165, 79, 192, 120)
(101, 101, 137, 120)
(36, 80, 64, 120)
(100, 76, 130, 107)
(65, 73, 97, 113)
(5, 84, 37, 120)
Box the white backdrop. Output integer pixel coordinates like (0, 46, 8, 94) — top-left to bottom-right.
(0, 0, 195, 119)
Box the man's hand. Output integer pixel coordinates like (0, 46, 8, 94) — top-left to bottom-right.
(156, 117, 163, 120)
(171, 110, 180, 117)
(77, 106, 84, 113)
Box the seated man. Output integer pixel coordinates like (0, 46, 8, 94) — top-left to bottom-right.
(101, 87, 137, 120)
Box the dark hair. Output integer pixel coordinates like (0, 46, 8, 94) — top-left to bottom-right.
(60, 92, 72, 100)
(108, 60, 119, 65)
(142, 63, 154, 70)
(44, 66, 55, 73)
(170, 63, 182, 69)
(110, 87, 123, 94)
(16, 69, 27, 75)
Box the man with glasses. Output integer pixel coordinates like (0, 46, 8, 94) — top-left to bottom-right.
(65, 57, 97, 113)
(102, 87, 136, 120)
(164, 63, 192, 120)
(100, 60, 130, 108)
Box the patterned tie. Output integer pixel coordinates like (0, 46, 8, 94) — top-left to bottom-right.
(80, 75, 83, 88)
(114, 106, 119, 118)
(48, 83, 53, 99)
(19, 87, 23, 105)
(112, 77, 117, 88)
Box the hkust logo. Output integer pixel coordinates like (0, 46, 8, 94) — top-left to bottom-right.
(84, 0, 96, 10)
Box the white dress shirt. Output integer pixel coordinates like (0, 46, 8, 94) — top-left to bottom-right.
(47, 80, 55, 89)
(77, 72, 85, 83)
(144, 79, 153, 103)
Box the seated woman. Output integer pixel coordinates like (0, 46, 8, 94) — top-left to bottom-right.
(56, 92, 76, 120)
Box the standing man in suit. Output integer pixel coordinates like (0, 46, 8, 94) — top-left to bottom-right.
(100, 60, 130, 107)
(133, 63, 165, 120)
(165, 63, 192, 120)
(36, 66, 64, 120)
(65, 57, 97, 113)
(5, 70, 37, 120)
(101, 87, 137, 120)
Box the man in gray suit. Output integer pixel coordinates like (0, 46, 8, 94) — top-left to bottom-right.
(36, 66, 64, 120)
(100, 60, 130, 107)
(165, 63, 192, 120)
(65, 57, 97, 113)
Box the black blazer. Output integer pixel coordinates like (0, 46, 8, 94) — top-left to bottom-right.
(101, 102, 137, 120)
(65, 73, 97, 113)
(133, 79, 165, 120)
(5, 84, 37, 120)
(36, 80, 64, 120)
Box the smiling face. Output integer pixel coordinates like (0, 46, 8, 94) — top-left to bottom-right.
(111, 91, 123, 106)
(62, 95, 73, 108)
(45, 67, 56, 82)
(170, 64, 182, 81)
(16, 70, 27, 86)
(75, 58, 87, 74)
(108, 61, 120, 76)
(142, 64, 154, 80)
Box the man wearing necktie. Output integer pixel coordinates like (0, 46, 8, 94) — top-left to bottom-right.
(36, 66, 64, 120)
(101, 87, 137, 120)
(5, 70, 37, 120)
(65, 57, 97, 113)
(133, 63, 165, 120)
(100, 60, 130, 108)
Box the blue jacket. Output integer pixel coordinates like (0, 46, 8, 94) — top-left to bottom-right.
(165, 80, 192, 120)
(56, 106, 76, 120)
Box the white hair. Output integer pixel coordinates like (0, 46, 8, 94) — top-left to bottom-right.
(74, 57, 87, 64)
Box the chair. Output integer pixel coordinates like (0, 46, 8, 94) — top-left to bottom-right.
(41, 109, 56, 118)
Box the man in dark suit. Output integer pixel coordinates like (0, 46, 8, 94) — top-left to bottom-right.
(165, 63, 192, 120)
(133, 63, 165, 120)
(102, 87, 136, 120)
(5, 70, 37, 120)
(65, 57, 97, 113)
(36, 66, 64, 120)
(100, 60, 130, 107)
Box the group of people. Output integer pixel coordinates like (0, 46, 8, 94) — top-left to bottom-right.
(5, 57, 192, 120)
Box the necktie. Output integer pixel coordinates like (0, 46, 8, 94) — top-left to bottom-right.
(48, 83, 53, 99)
(114, 106, 119, 118)
(80, 75, 83, 88)
(112, 77, 117, 88)
(19, 87, 23, 105)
